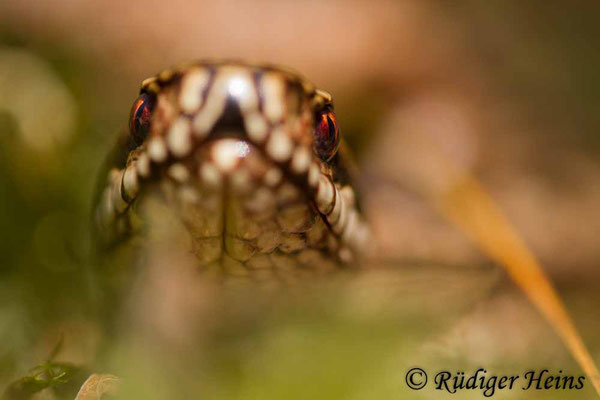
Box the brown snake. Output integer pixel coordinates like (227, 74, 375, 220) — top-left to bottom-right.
(94, 61, 370, 282)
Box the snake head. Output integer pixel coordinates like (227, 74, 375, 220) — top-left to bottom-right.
(95, 61, 369, 279)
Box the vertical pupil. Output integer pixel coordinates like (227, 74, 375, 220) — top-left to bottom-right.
(326, 114, 336, 147)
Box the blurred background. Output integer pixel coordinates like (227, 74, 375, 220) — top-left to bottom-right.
(1, 1, 599, 399)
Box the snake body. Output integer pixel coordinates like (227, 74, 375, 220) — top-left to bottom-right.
(95, 61, 369, 281)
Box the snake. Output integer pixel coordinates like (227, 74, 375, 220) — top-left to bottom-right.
(94, 61, 370, 283)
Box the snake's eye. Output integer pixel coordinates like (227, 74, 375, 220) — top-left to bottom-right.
(314, 108, 340, 161)
(129, 93, 155, 145)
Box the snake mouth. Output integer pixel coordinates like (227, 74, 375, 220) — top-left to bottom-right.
(96, 132, 367, 276)
(148, 136, 338, 274)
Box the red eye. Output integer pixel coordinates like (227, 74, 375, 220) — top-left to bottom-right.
(129, 93, 155, 145)
(314, 109, 340, 161)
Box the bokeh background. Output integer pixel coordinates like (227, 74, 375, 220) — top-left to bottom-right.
(1, 1, 599, 399)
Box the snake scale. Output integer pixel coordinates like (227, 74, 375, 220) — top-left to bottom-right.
(94, 61, 370, 283)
